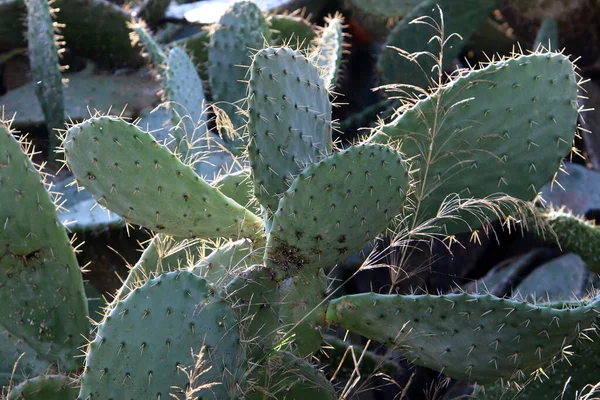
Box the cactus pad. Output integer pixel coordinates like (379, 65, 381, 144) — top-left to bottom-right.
(165, 46, 208, 158)
(0, 123, 89, 372)
(224, 265, 280, 361)
(268, 14, 315, 50)
(208, 1, 270, 147)
(26, 0, 65, 145)
(7, 374, 78, 400)
(326, 292, 600, 383)
(211, 169, 253, 208)
(63, 116, 264, 239)
(79, 270, 243, 399)
(278, 268, 328, 356)
(309, 14, 344, 88)
(246, 351, 336, 400)
(248, 46, 334, 212)
(265, 144, 409, 275)
(347, 0, 419, 18)
(369, 52, 579, 234)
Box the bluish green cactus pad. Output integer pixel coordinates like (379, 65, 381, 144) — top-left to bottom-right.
(246, 351, 336, 400)
(63, 116, 264, 239)
(268, 14, 315, 50)
(130, 22, 166, 66)
(0, 325, 51, 386)
(224, 265, 280, 361)
(8, 374, 78, 400)
(266, 144, 409, 275)
(369, 52, 579, 234)
(326, 292, 600, 383)
(208, 1, 270, 147)
(79, 270, 243, 399)
(0, 123, 89, 372)
(165, 46, 209, 158)
(211, 169, 253, 207)
(192, 238, 263, 285)
(376, 0, 500, 90)
(248, 46, 333, 212)
(309, 14, 344, 88)
(278, 269, 328, 356)
(26, 0, 65, 141)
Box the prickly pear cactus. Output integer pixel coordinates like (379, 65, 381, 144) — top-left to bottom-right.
(7, 374, 78, 400)
(309, 14, 345, 88)
(26, 0, 65, 151)
(0, 122, 89, 373)
(326, 292, 600, 383)
(62, 116, 264, 239)
(265, 144, 409, 276)
(369, 52, 580, 234)
(247, 46, 333, 212)
(208, 1, 271, 149)
(79, 270, 244, 399)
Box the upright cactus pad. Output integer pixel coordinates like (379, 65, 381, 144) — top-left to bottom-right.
(62, 116, 264, 239)
(165, 46, 209, 158)
(266, 144, 409, 275)
(130, 22, 166, 66)
(377, 0, 500, 90)
(309, 14, 345, 88)
(246, 351, 336, 400)
(224, 265, 280, 361)
(369, 52, 579, 234)
(208, 1, 270, 147)
(26, 0, 65, 148)
(326, 293, 600, 383)
(7, 374, 78, 400)
(278, 269, 329, 356)
(80, 271, 243, 399)
(268, 14, 315, 50)
(0, 123, 89, 372)
(211, 169, 253, 207)
(248, 46, 333, 212)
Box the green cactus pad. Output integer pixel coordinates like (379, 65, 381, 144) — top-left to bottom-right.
(208, 1, 270, 148)
(63, 116, 264, 239)
(266, 144, 409, 275)
(7, 374, 78, 400)
(165, 46, 208, 158)
(347, 0, 419, 18)
(137, 0, 170, 26)
(130, 22, 166, 66)
(80, 270, 243, 399)
(248, 46, 333, 212)
(168, 30, 210, 81)
(246, 351, 336, 400)
(309, 14, 344, 88)
(278, 268, 328, 357)
(326, 292, 600, 383)
(369, 52, 579, 234)
(0, 326, 51, 386)
(376, 0, 499, 90)
(534, 210, 600, 273)
(474, 335, 600, 400)
(192, 238, 263, 285)
(211, 169, 253, 208)
(224, 265, 280, 361)
(268, 14, 315, 50)
(26, 0, 65, 147)
(0, 123, 89, 371)
(534, 18, 559, 51)
(110, 234, 202, 309)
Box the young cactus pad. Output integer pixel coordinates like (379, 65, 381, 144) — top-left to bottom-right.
(7, 374, 78, 400)
(79, 270, 243, 399)
(265, 144, 409, 275)
(248, 46, 333, 212)
(309, 14, 345, 88)
(369, 52, 580, 234)
(326, 293, 600, 383)
(208, 1, 270, 145)
(62, 116, 264, 239)
(0, 123, 89, 372)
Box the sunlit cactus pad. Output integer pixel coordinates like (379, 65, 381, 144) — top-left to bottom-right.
(327, 292, 600, 383)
